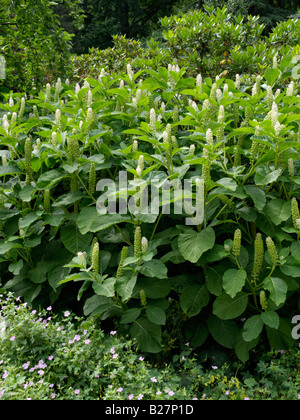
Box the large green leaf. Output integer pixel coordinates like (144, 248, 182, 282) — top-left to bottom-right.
(83, 294, 112, 316)
(36, 170, 65, 189)
(254, 166, 282, 186)
(235, 331, 259, 363)
(60, 221, 92, 255)
(223, 269, 247, 298)
(261, 310, 280, 329)
(244, 185, 266, 211)
(265, 199, 291, 225)
(28, 261, 48, 284)
(207, 316, 239, 349)
(93, 277, 116, 297)
(264, 68, 281, 86)
(77, 207, 131, 235)
(134, 277, 171, 299)
(266, 318, 295, 350)
(52, 191, 83, 207)
(140, 260, 168, 279)
(115, 275, 137, 301)
(130, 317, 162, 353)
(242, 315, 264, 342)
(178, 227, 215, 263)
(180, 284, 210, 317)
(263, 276, 287, 306)
(213, 292, 248, 320)
(146, 306, 166, 325)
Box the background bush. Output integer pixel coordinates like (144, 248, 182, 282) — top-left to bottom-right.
(71, 7, 300, 82)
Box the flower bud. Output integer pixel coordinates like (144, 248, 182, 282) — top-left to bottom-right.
(116, 246, 128, 279)
(44, 189, 51, 213)
(149, 108, 156, 135)
(260, 290, 268, 311)
(252, 233, 264, 283)
(77, 251, 86, 267)
(233, 229, 242, 257)
(91, 240, 99, 274)
(141, 237, 148, 254)
(291, 198, 300, 230)
(266, 236, 278, 265)
(206, 129, 214, 146)
(132, 140, 138, 153)
(134, 226, 142, 258)
(288, 158, 294, 178)
(140, 289, 147, 307)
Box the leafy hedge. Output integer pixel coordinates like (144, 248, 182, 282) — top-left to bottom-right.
(0, 54, 299, 360)
(71, 7, 300, 82)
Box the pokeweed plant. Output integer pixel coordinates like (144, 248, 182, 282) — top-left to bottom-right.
(0, 56, 299, 361)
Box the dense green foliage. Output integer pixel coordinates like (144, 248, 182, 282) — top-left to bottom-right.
(72, 7, 300, 83)
(0, 50, 299, 360)
(1, 292, 299, 400)
(0, 0, 84, 93)
(69, 0, 299, 53)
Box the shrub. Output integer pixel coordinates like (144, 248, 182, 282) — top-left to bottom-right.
(0, 56, 299, 361)
(0, 0, 84, 93)
(71, 7, 300, 82)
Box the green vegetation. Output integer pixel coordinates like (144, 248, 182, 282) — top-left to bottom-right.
(0, 0, 299, 401)
(0, 292, 299, 400)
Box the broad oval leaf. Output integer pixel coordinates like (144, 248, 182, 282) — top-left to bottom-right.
(178, 227, 215, 263)
(180, 284, 209, 317)
(213, 292, 248, 320)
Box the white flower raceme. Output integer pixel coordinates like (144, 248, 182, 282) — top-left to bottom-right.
(98, 68, 105, 82)
(55, 109, 61, 130)
(9, 97, 14, 107)
(132, 140, 139, 153)
(2, 114, 9, 134)
(189, 144, 195, 156)
(286, 81, 295, 97)
(218, 105, 225, 124)
(138, 155, 144, 172)
(206, 128, 214, 146)
(235, 74, 241, 90)
(87, 90, 93, 107)
(271, 102, 278, 127)
(86, 107, 93, 122)
(149, 108, 156, 134)
(266, 85, 273, 108)
(75, 83, 80, 94)
(196, 74, 202, 92)
(216, 89, 222, 103)
(45, 83, 51, 102)
(141, 237, 148, 254)
(127, 64, 134, 81)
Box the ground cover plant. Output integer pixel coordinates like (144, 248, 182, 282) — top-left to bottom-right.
(0, 292, 299, 400)
(0, 49, 300, 365)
